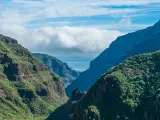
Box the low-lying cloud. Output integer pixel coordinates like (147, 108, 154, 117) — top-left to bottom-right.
(0, 25, 122, 55)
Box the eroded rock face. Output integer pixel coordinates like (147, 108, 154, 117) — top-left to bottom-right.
(43, 80, 66, 98)
(18, 89, 36, 100)
(0, 34, 18, 44)
(0, 88, 4, 96)
(0, 34, 68, 119)
(0, 54, 12, 64)
(71, 88, 86, 101)
(36, 88, 49, 96)
(3, 63, 19, 81)
(47, 88, 85, 120)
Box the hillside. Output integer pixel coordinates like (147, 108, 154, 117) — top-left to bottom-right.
(33, 53, 80, 88)
(0, 34, 67, 120)
(66, 20, 160, 97)
(47, 89, 85, 120)
(69, 50, 160, 120)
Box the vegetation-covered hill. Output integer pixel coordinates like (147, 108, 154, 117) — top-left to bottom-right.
(0, 34, 67, 120)
(47, 89, 85, 120)
(33, 53, 80, 88)
(66, 20, 160, 97)
(70, 51, 160, 120)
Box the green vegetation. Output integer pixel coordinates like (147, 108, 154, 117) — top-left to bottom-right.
(87, 105, 100, 119)
(66, 20, 160, 98)
(70, 51, 160, 120)
(0, 34, 67, 120)
(33, 53, 80, 88)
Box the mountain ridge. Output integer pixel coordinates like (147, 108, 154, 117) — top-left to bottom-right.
(69, 50, 160, 120)
(33, 53, 80, 88)
(0, 34, 67, 120)
(66, 19, 160, 97)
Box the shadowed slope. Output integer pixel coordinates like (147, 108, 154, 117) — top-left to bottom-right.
(66, 20, 160, 97)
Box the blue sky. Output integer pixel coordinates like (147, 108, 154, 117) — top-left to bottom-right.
(0, 0, 160, 70)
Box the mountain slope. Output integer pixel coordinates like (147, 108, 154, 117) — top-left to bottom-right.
(32, 53, 80, 88)
(47, 89, 85, 120)
(66, 20, 160, 97)
(0, 34, 67, 120)
(70, 50, 160, 120)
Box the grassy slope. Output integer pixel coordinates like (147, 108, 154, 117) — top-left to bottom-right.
(0, 34, 67, 120)
(32, 53, 80, 88)
(70, 51, 160, 120)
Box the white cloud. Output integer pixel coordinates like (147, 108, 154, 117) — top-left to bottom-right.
(9, 0, 157, 20)
(78, 17, 152, 33)
(0, 11, 31, 25)
(0, 0, 159, 56)
(1, 0, 159, 27)
(0, 25, 122, 54)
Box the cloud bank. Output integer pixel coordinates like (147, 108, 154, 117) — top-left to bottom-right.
(0, 25, 122, 54)
(0, 0, 159, 55)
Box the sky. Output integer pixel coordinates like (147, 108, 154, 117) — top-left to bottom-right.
(0, 0, 160, 70)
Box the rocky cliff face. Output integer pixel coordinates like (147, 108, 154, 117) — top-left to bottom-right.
(70, 51, 160, 120)
(66, 20, 160, 97)
(33, 53, 80, 88)
(47, 88, 85, 120)
(0, 34, 67, 120)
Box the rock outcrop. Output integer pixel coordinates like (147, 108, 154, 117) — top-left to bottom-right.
(0, 34, 67, 119)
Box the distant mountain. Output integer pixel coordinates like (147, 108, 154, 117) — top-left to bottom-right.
(0, 34, 67, 119)
(33, 53, 80, 88)
(70, 51, 160, 120)
(66, 20, 160, 97)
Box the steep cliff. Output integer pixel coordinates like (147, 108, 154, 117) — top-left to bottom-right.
(47, 89, 85, 120)
(0, 34, 67, 120)
(66, 20, 160, 97)
(33, 53, 80, 88)
(70, 51, 160, 120)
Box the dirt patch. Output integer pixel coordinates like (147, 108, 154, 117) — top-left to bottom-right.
(0, 88, 4, 96)
(0, 74, 5, 79)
